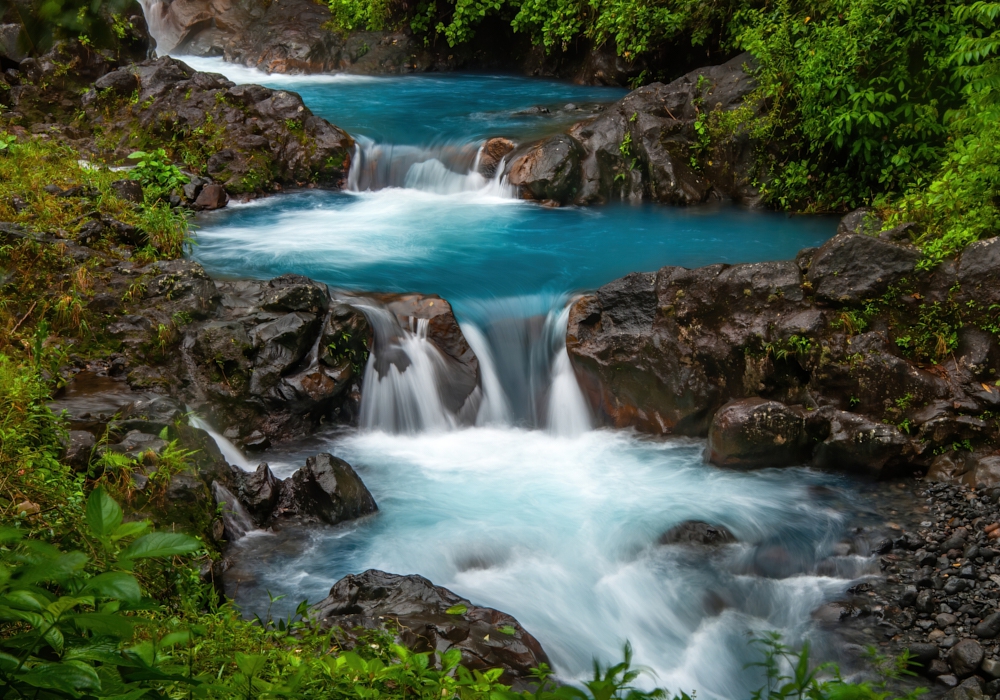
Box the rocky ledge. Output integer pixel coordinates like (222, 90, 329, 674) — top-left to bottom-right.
(567, 215, 1000, 479)
(2, 43, 352, 196)
(310, 569, 550, 683)
(500, 53, 760, 207)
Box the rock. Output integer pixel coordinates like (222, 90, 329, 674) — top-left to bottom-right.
(977, 612, 1000, 639)
(114, 395, 185, 434)
(943, 677, 983, 700)
(112, 430, 168, 460)
(62, 430, 96, 470)
(193, 183, 228, 210)
(705, 398, 808, 468)
(806, 234, 920, 304)
(231, 463, 282, 523)
(272, 453, 377, 526)
(837, 208, 883, 237)
(1, 24, 26, 63)
(938, 675, 960, 689)
(94, 68, 139, 95)
(947, 639, 984, 677)
(659, 520, 736, 546)
(478, 137, 515, 179)
(211, 482, 256, 542)
(310, 569, 549, 682)
(809, 410, 912, 476)
(905, 642, 940, 668)
(110, 179, 144, 203)
(507, 134, 583, 203)
(144, 259, 221, 320)
(958, 238, 1000, 307)
(982, 657, 1000, 679)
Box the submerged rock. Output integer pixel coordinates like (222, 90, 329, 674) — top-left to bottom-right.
(311, 569, 550, 682)
(659, 520, 736, 546)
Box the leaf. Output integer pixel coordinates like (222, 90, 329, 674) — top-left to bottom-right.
(498, 625, 517, 635)
(112, 521, 149, 542)
(127, 151, 147, 159)
(119, 532, 200, 560)
(81, 572, 142, 604)
(71, 612, 135, 638)
(86, 487, 123, 539)
(445, 604, 468, 615)
(235, 652, 267, 677)
(19, 661, 101, 695)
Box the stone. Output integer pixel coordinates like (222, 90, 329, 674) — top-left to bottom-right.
(958, 238, 1000, 307)
(114, 395, 185, 435)
(705, 398, 808, 468)
(942, 676, 983, 700)
(947, 638, 984, 677)
(211, 482, 256, 542)
(507, 134, 583, 204)
(836, 208, 883, 237)
(977, 611, 1000, 638)
(982, 657, 1000, 679)
(193, 183, 229, 210)
(810, 410, 911, 476)
(231, 463, 282, 523)
(310, 569, 549, 682)
(905, 642, 940, 667)
(94, 68, 139, 95)
(806, 233, 920, 304)
(110, 179, 144, 203)
(478, 137, 515, 179)
(272, 453, 377, 526)
(937, 675, 959, 689)
(62, 430, 95, 470)
(659, 520, 736, 546)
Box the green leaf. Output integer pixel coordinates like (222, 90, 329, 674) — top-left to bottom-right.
(71, 612, 135, 638)
(119, 532, 200, 560)
(498, 625, 517, 635)
(81, 572, 142, 604)
(20, 661, 102, 695)
(112, 521, 149, 542)
(445, 604, 468, 615)
(235, 653, 267, 677)
(86, 487, 123, 539)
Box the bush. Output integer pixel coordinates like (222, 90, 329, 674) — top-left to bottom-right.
(0, 0, 135, 55)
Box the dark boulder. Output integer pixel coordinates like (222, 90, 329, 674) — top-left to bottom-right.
(947, 639, 984, 677)
(113, 395, 185, 435)
(957, 237, 1000, 308)
(507, 134, 583, 203)
(273, 453, 377, 526)
(62, 430, 96, 470)
(836, 208, 883, 237)
(310, 569, 549, 682)
(975, 611, 1000, 639)
(231, 462, 282, 523)
(705, 398, 809, 469)
(806, 234, 920, 304)
(810, 409, 912, 476)
(110, 179, 144, 203)
(944, 677, 984, 700)
(659, 521, 736, 546)
(478, 137, 515, 179)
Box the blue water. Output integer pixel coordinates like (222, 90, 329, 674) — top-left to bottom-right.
(178, 57, 866, 700)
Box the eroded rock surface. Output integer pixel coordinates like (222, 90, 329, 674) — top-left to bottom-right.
(311, 569, 550, 682)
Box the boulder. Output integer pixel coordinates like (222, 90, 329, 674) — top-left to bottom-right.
(507, 134, 583, 203)
(113, 395, 185, 435)
(810, 410, 912, 476)
(806, 234, 920, 304)
(193, 183, 228, 210)
(976, 611, 1000, 639)
(944, 677, 984, 700)
(272, 453, 377, 526)
(478, 137, 515, 179)
(947, 639, 985, 677)
(110, 179, 144, 203)
(62, 430, 96, 470)
(958, 237, 1000, 307)
(659, 520, 736, 546)
(230, 462, 282, 523)
(310, 569, 549, 682)
(705, 398, 809, 469)
(836, 208, 883, 237)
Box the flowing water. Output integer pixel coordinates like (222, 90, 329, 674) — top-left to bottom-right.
(162, 55, 879, 698)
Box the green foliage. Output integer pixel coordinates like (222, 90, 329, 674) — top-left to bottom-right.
(128, 150, 190, 201)
(0, 0, 133, 55)
(327, 0, 393, 33)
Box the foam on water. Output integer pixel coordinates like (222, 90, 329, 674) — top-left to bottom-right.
(228, 428, 871, 698)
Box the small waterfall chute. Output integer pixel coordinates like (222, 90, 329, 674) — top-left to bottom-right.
(189, 414, 255, 470)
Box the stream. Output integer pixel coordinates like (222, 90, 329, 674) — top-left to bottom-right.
(176, 56, 877, 698)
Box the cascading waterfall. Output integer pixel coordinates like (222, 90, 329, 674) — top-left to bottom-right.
(347, 136, 515, 197)
(189, 413, 255, 470)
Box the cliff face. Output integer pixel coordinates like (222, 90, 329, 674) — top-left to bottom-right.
(566, 217, 1000, 478)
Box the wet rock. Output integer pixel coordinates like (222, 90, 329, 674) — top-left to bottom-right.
(978, 612, 1000, 639)
(311, 569, 550, 682)
(94, 68, 139, 95)
(806, 234, 920, 304)
(144, 259, 221, 320)
(114, 395, 185, 435)
(478, 137, 515, 179)
(957, 238, 1000, 307)
(947, 638, 984, 677)
(837, 208, 883, 237)
(659, 520, 736, 546)
(905, 642, 940, 667)
(507, 134, 583, 203)
(982, 657, 1000, 679)
(110, 179, 144, 203)
(272, 453, 377, 526)
(193, 183, 228, 210)
(809, 410, 912, 476)
(943, 676, 983, 700)
(62, 430, 96, 470)
(705, 398, 808, 468)
(211, 481, 256, 542)
(231, 463, 282, 523)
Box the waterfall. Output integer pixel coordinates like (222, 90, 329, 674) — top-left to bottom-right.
(347, 137, 514, 197)
(189, 414, 255, 470)
(357, 295, 592, 435)
(136, 0, 178, 54)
